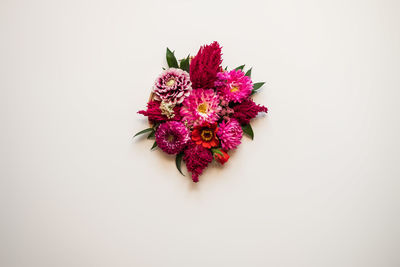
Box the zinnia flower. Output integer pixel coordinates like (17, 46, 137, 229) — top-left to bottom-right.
(215, 69, 253, 103)
(217, 119, 243, 151)
(213, 150, 230, 165)
(183, 141, 213, 182)
(138, 100, 182, 123)
(153, 68, 192, 105)
(180, 89, 221, 127)
(190, 41, 222, 89)
(232, 99, 268, 124)
(155, 121, 189, 154)
(191, 123, 219, 149)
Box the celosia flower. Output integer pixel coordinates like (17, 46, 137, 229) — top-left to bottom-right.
(190, 41, 222, 89)
(213, 149, 230, 165)
(180, 89, 221, 127)
(138, 100, 181, 123)
(155, 121, 189, 154)
(232, 99, 268, 124)
(183, 141, 213, 182)
(153, 68, 192, 105)
(191, 123, 219, 149)
(215, 69, 253, 103)
(217, 118, 243, 151)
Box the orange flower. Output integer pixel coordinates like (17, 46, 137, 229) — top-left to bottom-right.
(191, 123, 219, 149)
(213, 150, 230, 164)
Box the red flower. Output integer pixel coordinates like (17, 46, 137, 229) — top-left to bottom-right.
(138, 100, 182, 123)
(190, 41, 222, 89)
(232, 99, 268, 124)
(214, 150, 230, 164)
(191, 123, 219, 149)
(183, 141, 213, 183)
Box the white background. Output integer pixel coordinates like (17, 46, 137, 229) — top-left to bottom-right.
(1, 0, 399, 266)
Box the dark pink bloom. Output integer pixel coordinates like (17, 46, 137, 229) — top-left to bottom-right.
(155, 121, 190, 154)
(190, 41, 222, 89)
(232, 99, 268, 125)
(138, 100, 182, 123)
(215, 70, 253, 103)
(183, 141, 213, 182)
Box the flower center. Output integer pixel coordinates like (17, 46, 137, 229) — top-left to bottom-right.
(200, 129, 213, 141)
(197, 102, 208, 114)
(166, 78, 175, 87)
(230, 85, 239, 93)
(167, 134, 175, 142)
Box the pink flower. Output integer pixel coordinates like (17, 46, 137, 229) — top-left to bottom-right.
(155, 121, 190, 154)
(153, 68, 192, 105)
(232, 99, 268, 124)
(215, 70, 253, 103)
(183, 141, 213, 182)
(180, 89, 221, 127)
(190, 41, 222, 89)
(217, 119, 243, 151)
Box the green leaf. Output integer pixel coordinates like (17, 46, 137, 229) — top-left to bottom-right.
(147, 130, 155, 139)
(224, 66, 228, 71)
(175, 152, 185, 176)
(211, 148, 224, 157)
(179, 55, 190, 72)
(235, 64, 245, 71)
(133, 128, 154, 138)
(241, 124, 254, 140)
(245, 68, 252, 77)
(166, 48, 179, 68)
(253, 82, 265, 90)
(251, 82, 265, 95)
(150, 141, 158, 150)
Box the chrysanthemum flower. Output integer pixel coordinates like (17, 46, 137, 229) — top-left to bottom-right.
(215, 70, 253, 103)
(232, 99, 268, 124)
(180, 89, 221, 127)
(153, 68, 192, 105)
(155, 121, 190, 154)
(217, 118, 243, 151)
(191, 123, 219, 149)
(183, 141, 213, 183)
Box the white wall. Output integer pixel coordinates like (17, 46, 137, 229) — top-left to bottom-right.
(1, 0, 399, 266)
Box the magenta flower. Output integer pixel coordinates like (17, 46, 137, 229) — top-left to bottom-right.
(153, 68, 192, 105)
(180, 89, 221, 127)
(217, 118, 243, 151)
(155, 121, 190, 154)
(215, 70, 253, 103)
(183, 141, 213, 182)
(232, 99, 268, 124)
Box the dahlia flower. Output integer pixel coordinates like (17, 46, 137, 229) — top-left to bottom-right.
(215, 69, 253, 103)
(155, 121, 189, 154)
(217, 118, 243, 151)
(153, 68, 192, 105)
(180, 89, 221, 127)
(138, 100, 182, 123)
(232, 99, 268, 124)
(183, 141, 213, 183)
(190, 41, 222, 89)
(191, 123, 219, 149)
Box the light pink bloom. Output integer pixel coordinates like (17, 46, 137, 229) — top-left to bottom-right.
(180, 89, 221, 127)
(153, 68, 192, 105)
(217, 118, 243, 151)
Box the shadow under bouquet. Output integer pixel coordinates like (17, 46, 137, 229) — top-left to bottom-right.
(135, 42, 268, 182)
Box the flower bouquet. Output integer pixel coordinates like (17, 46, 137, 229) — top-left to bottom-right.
(135, 42, 268, 182)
